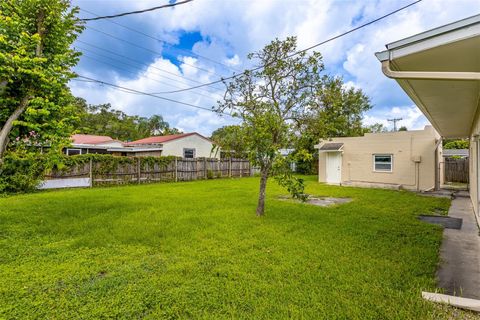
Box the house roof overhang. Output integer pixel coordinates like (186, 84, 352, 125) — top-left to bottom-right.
(375, 14, 480, 138)
(317, 143, 344, 152)
(70, 144, 163, 152)
(106, 147, 163, 152)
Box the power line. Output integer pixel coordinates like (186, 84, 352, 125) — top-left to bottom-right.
(75, 40, 224, 92)
(151, 0, 422, 94)
(79, 52, 222, 100)
(84, 25, 227, 78)
(80, 0, 194, 21)
(75, 75, 232, 117)
(71, 78, 147, 96)
(74, 0, 421, 114)
(79, 7, 240, 73)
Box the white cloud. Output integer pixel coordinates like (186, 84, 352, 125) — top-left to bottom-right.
(363, 105, 428, 130)
(176, 110, 239, 135)
(72, 0, 480, 135)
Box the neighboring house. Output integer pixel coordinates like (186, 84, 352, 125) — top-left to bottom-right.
(279, 148, 296, 172)
(442, 149, 469, 159)
(67, 134, 162, 156)
(315, 126, 442, 191)
(125, 132, 219, 159)
(375, 14, 480, 221)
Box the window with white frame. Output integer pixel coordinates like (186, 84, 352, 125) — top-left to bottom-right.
(183, 148, 195, 159)
(66, 148, 82, 156)
(373, 154, 393, 172)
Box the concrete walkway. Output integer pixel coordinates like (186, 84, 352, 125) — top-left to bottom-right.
(436, 196, 480, 299)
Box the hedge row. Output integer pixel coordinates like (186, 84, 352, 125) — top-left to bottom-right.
(0, 153, 176, 194)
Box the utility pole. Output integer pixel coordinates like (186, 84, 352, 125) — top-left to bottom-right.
(388, 118, 403, 131)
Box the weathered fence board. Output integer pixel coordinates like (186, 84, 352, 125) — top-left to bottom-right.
(43, 157, 252, 189)
(444, 158, 469, 183)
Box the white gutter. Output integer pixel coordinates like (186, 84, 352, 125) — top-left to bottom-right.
(107, 147, 163, 152)
(71, 144, 109, 149)
(381, 60, 480, 81)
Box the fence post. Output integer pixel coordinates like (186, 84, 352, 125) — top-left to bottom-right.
(174, 157, 178, 182)
(196, 158, 199, 180)
(204, 158, 207, 179)
(229, 158, 232, 177)
(137, 158, 141, 184)
(89, 158, 93, 187)
(239, 160, 243, 177)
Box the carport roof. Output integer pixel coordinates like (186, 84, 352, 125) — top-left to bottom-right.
(375, 14, 480, 138)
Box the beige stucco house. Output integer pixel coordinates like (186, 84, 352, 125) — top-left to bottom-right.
(375, 14, 480, 224)
(315, 126, 442, 191)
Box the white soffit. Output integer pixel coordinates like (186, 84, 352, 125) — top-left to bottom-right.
(376, 14, 480, 138)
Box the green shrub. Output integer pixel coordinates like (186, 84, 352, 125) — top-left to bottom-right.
(444, 140, 469, 149)
(0, 153, 47, 193)
(0, 153, 177, 194)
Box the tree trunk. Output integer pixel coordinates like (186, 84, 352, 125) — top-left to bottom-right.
(256, 166, 269, 216)
(0, 9, 44, 159)
(0, 96, 30, 158)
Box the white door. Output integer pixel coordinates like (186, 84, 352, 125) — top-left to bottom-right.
(326, 152, 342, 184)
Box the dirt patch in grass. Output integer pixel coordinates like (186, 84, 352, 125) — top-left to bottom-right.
(279, 195, 352, 207)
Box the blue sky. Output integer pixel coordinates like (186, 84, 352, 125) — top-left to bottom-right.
(70, 0, 480, 135)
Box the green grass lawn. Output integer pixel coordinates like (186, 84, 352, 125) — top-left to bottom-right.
(0, 176, 474, 319)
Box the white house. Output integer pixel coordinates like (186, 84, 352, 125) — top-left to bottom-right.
(126, 132, 220, 159)
(67, 134, 124, 155)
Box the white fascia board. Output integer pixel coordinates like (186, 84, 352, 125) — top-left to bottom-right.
(106, 147, 163, 152)
(387, 14, 480, 50)
(71, 144, 109, 149)
(376, 14, 480, 62)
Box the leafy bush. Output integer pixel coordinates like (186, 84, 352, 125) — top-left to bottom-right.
(0, 153, 47, 193)
(295, 158, 318, 175)
(0, 153, 177, 194)
(444, 140, 469, 149)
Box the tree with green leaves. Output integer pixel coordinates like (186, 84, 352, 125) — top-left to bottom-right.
(363, 123, 387, 134)
(210, 125, 247, 158)
(398, 126, 408, 131)
(444, 139, 469, 149)
(293, 76, 371, 173)
(75, 99, 181, 141)
(0, 0, 83, 158)
(217, 37, 322, 216)
(142, 114, 180, 136)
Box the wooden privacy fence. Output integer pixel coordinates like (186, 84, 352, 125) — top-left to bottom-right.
(444, 157, 469, 183)
(43, 158, 252, 188)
